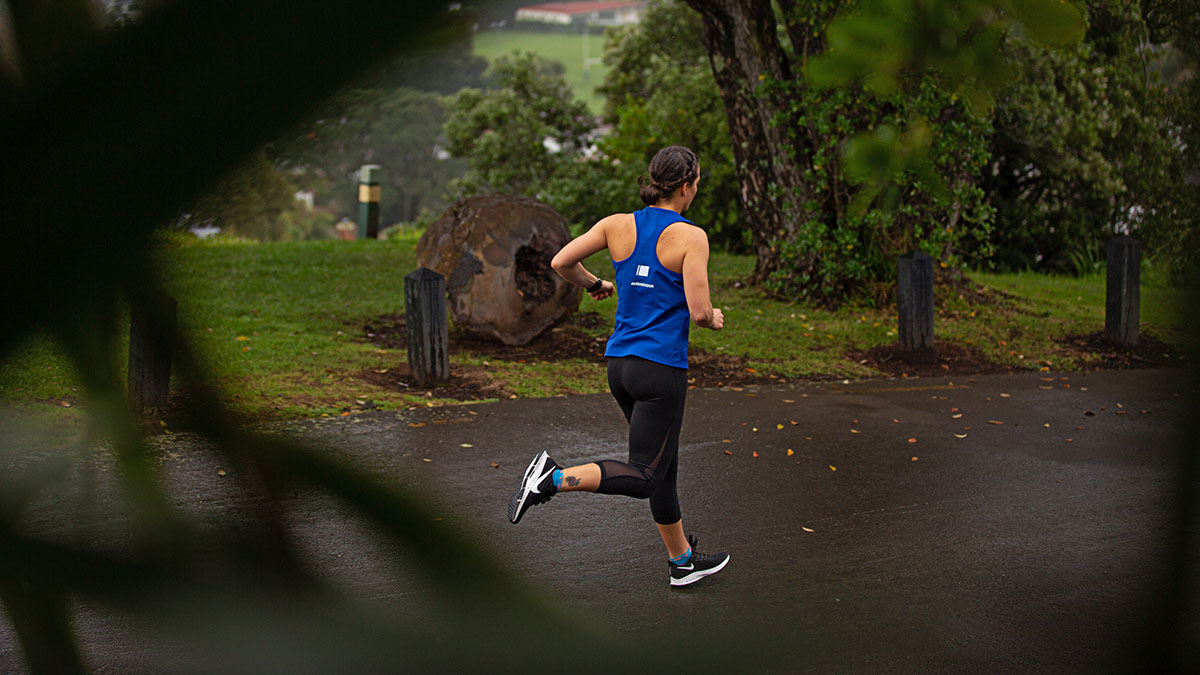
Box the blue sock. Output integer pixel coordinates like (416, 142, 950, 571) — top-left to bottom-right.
(552, 469, 563, 489)
(669, 547, 692, 565)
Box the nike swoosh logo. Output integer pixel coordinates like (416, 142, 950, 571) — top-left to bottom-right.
(528, 467, 555, 494)
(677, 564, 693, 570)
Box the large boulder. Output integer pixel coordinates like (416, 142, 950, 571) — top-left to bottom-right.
(416, 194, 581, 346)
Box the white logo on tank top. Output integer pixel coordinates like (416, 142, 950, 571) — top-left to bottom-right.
(635, 265, 650, 277)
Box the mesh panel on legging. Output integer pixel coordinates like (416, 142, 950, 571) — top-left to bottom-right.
(596, 356, 687, 524)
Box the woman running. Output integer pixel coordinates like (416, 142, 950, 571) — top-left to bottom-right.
(506, 145, 730, 588)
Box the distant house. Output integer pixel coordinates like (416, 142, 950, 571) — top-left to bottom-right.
(515, 1, 644, 27)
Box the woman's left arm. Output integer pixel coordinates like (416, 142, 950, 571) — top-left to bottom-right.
(551, 217, 615, 300)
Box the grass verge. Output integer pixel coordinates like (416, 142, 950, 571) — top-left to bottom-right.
(0, 238, 1188, 440)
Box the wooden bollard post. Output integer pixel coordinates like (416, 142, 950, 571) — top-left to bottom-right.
(128, 290, 177, 413)
(898, 250, 935, 351)
(358, 164, 381, 240)
(405, 268, 449, 387)
(1105, 235, 1141, 347)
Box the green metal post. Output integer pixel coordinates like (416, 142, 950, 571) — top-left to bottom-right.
(358, 164, 381, 239)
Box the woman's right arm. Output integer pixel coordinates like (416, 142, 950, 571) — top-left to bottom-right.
(551, 216, 615, 300)
(681, 227, 724, 330)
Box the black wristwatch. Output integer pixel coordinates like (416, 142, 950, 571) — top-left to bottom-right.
(586, 278, 604, 293)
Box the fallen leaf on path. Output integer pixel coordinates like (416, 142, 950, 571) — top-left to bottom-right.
(1140, 409, 1151, 414)
(907, 437, 917, 443)
(783, 399, 796, 403)
(1084, 411, 1095, 417)
(893, 418, 899, 423)
(954, 434, 968, 439)
(1116, 410, 1127, 415)
(1064, 439, 1074, 443)
(753, 451, 759, 458)
(829, 465, 837, 471)
(777, 424, 784, 430)
(802, 527, 815, 533)
(850, 429, 860, 434)
(490, 462, 499, 468)
(952, 413, 963, 419)
(1043, 423, 1050, 428)
(1039, 386, 1053, 390)
(422, 458, 432, 462)
(787, 449, 794, 456)
(911, 456, 919, 461)
(340, 412, 351, 417)
(722, 439, 731, 443)
(460, 443, 473, 448)
(217, 469, 227, 476)
(59, 401, 71, 407)
(724, 450, 733, 456)
(988, 420, 1003, 425)
(409, 422, 425, 428)
(1000, 393, 1011, 398)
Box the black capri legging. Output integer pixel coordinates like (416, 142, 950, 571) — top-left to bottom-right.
(596, 355, 687, 524)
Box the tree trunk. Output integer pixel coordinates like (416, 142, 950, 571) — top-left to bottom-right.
(681, 0, 812, 281)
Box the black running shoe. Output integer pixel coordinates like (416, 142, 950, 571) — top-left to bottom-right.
(669, 535, 729, 587)
(507, 451, 561, 524)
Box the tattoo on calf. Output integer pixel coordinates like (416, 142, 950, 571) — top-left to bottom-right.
(564, 474, 581, 488)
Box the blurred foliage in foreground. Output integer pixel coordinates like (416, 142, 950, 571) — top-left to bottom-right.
(0, 0, 659, 671)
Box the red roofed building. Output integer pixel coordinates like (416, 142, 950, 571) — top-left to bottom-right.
(516, 1, 645, 26)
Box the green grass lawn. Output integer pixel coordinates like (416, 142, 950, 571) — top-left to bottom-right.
(1, 237, 1190, 438)
(473, 29, 610, 114)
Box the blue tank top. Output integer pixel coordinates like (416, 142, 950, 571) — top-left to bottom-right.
(604, 206, 692, 369)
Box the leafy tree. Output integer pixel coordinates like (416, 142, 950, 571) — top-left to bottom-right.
(443, 52, 594, 198)
(595, 0, 744, 251)
(983, 0, 1194, 276)
(677, 0, 1019, 303)
(1142, 0, 1200, 283)
(443, 8, 745, 247)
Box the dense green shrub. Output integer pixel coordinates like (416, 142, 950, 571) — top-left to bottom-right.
(984, 1, 1192, 277)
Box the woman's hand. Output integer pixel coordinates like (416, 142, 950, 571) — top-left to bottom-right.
(588, 280, 614, 301)
(707, 307, 724, 330)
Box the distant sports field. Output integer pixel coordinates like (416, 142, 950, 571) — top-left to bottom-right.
(473, 29, 611, 114)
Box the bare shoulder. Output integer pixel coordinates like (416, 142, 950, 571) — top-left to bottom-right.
(667, 222, 709, 249)
(595, 212, 634, 230)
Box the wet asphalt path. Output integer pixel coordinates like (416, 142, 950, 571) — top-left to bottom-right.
(1, 368, 1197, 672)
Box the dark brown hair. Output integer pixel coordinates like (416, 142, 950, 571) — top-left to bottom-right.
(637, 145, 699, 206)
